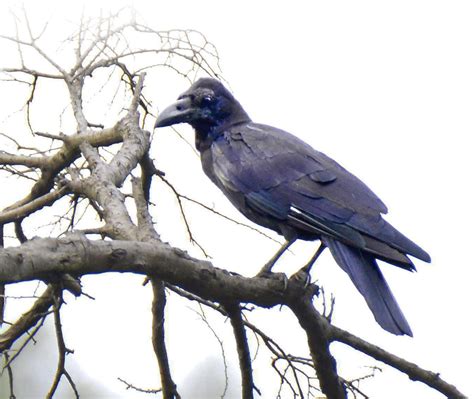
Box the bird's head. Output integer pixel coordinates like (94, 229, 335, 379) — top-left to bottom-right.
(154, 78, 250, 138)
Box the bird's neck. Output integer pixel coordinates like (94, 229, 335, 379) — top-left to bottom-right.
(193, 110, 251, 152)
(194, 129, 214, 152)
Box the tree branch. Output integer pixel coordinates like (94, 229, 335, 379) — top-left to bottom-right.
(0, 10, 465, 399)
(0, 151, 48, 168)
(0, 234, 465, 397)
(331, 326, 468, 399)
(46, 291, 79, 399)
(2, 125, 124, 214)
(0, 236, 288, 306)
(0, 186, 70, 224)
(117, 377, 162, 394)
(133, 170, 179, 398)
(167, 285, 309, 397)
(0, 285, 53, 352)
(151, 279, 180, 399)
(286, 282, 347, 399)
(225, 304, 254, 399)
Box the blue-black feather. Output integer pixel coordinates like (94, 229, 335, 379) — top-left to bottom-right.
(324, 237, 413, 336)
(155, 78, 431, 335)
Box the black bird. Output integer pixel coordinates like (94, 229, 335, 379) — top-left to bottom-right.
(155, 78, 430, 336)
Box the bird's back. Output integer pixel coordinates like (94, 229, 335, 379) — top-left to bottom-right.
(208, 121, 430, 264)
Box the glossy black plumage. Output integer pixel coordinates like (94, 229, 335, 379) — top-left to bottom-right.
(155, 78, 430, 336)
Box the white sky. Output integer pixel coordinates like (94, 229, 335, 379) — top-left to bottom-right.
(0, 1, 473, 398)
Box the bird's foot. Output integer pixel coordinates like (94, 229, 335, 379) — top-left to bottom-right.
(289, 269, 320, 297)
(289, 268, 312, 288)
(255, 270, 289, 291)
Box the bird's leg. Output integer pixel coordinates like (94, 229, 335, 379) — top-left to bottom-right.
(257, 239, 296, 276)
(303, 242, 326, 274)
(291, 242, 326, 287)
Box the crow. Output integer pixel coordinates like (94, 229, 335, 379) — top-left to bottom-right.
(154, 78, 430, 336)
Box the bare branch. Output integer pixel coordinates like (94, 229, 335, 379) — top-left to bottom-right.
(158, 174, 210, 258)
(3, 352, 16, 399)
(0, 151, 48, 168)
(117, 377, 162, 394)
(0, 186, 70, 224)
(191, 304, 229, 398)
(0, 67, 63, 80)
(0, 285, 53, 352)
(3, 315, 47, 372)
(2, 14, 67, 76)
(0, 9, 463, 399)
(133, 165, 179, 398)
(1, 125, 124, 214)
(167, 285, 308, 397)
(286, 283, 347, 399)
(342, 366, 381, 399)
(151, 280, 180, 399)
(46, 291, 79, 399)
(225, 304, 254, 399)
(159, 174, 281, 244)
(13, 220, 28, 244)
(127, 72, 146, 116)
(331, 326, 468, 399)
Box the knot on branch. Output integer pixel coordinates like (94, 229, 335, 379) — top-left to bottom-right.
(110, 248, 127, 261)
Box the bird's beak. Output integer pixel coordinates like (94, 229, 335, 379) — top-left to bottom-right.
(154, 97, 194, 128)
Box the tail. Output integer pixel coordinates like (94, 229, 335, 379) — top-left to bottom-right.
(324, 237, 413, 336)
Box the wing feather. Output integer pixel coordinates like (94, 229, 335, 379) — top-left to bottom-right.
(210, 122, 430, 263)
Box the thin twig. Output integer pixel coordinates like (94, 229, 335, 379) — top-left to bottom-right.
(0, 286, 54, 353)
(159, 173, 280, 244)
(158, 174, 210, 258)
(191, 304, 229, 399)
(168, 285, 305, 398)
(3, 352, 16, 399)
(46, 291, 78, 399)
(117, 377, 162, 394)
(3, 315, 48, 371)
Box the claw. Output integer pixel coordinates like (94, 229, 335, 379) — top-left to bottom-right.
(256, 271, 288, 290)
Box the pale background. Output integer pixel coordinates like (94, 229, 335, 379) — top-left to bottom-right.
(0, 1, 472, 398)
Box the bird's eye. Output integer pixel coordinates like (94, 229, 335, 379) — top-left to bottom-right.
(201, 95, 214, 106)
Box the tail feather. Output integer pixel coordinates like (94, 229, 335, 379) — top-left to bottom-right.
(349, 214, 431, 263)
(324, 237, 413, 336)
